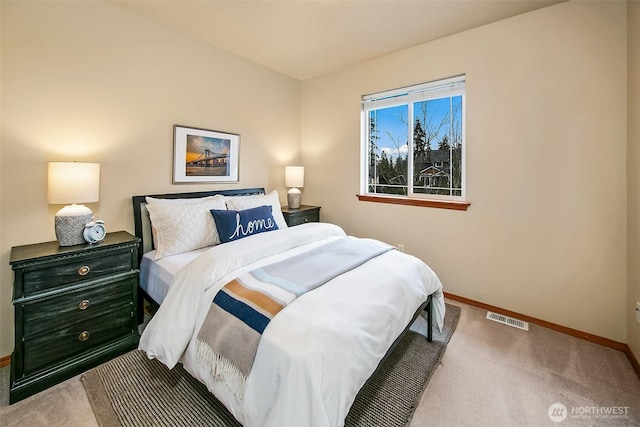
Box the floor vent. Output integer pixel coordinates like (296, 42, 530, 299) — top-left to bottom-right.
(486, 311, 529, 331)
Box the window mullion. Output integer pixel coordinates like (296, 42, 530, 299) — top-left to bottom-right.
(407, 102, 414, 197)
(366, 110, 371, 194)
(372, 110, 376, 194)
(449, 97, 453, 196)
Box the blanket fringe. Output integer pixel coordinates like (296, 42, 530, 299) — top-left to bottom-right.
(196, 338, 247, 401)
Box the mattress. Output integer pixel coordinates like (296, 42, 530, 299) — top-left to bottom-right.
(139, 248, 209, 304)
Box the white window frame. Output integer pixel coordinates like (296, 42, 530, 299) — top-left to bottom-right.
(360, 75, 466, 203)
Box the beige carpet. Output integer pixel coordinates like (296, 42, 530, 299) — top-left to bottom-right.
(410, 302, 640, 426)
(1, 300, 639, 426)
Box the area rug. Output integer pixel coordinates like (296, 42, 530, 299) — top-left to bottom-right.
(82, 303, 460, 427)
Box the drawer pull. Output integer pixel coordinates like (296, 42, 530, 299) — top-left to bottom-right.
(78, 299, 90, 310)
(77, 265, 91, 276)
(78, 331, 90, 342)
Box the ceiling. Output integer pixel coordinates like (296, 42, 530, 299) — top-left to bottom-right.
(111, 0, 563, 81)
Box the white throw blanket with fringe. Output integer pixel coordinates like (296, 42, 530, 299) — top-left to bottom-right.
(195, 237, 394, 399)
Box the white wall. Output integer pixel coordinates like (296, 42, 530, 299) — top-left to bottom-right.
(301, 0, 628, 342)
(627, 0, 640, 358)
(0, 1, 301, 357)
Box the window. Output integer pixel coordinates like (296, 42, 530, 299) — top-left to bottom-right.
(360, 75, 467, 208)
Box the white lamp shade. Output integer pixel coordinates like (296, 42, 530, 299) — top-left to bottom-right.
(285, 166, 304, 188)
(48, 162, 100, 204)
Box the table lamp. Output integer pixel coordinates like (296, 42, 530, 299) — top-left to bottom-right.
(48, 162, 100, 246)
(285, 166, 304, 209)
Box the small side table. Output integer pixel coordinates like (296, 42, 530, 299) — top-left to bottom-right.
(281, 205, 321, 227)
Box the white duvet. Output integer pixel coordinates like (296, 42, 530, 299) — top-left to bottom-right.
(139, 223, 445, 427)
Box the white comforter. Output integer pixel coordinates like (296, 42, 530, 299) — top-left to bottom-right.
(139, 223, 445, 427)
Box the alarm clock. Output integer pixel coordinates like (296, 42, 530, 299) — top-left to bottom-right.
(83, 219, 106, 244)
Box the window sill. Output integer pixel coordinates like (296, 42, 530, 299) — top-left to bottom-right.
(356, 194, 470, 211)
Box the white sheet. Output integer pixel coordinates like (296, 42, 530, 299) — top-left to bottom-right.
(139, 223, 445, 427)
(139, 248, 209, 304)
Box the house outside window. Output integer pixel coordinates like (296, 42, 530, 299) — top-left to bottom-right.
(361, 75, 466, 203)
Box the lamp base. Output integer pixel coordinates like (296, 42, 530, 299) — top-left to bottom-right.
(55, 205, 93, 246)
(287, 188, 302, 209)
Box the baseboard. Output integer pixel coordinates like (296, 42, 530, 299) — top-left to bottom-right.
(0, 355, 10, 368)
(625, 345, 640, 378)
(444, 292, 640, 379)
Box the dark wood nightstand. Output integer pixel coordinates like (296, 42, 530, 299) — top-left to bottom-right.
(9, 231, 140, 404)
(281, 205, 321, 226)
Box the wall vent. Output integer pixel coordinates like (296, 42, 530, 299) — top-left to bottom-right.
(486, 311, 529, 331)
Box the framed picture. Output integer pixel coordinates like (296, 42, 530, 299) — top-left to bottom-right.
(173, 125, 240, 183)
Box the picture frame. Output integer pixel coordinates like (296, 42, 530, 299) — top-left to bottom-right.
(173, 125, 240, 183)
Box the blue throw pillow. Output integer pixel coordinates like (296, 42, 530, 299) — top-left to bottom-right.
(211, 205, 279, 243)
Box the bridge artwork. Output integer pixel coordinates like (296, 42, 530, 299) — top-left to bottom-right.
(174, 125, 238, 183)
(186, 148, 230, 177)
(188, 149, 229, 167)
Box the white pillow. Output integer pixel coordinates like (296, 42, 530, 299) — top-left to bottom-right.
(224, 190, 288, 230)
(145, 195, 227, 260)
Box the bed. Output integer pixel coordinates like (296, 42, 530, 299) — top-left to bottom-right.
(132, 188, 445, 427)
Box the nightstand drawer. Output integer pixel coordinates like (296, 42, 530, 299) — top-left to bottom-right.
(22, 276, 135, 340)
(282, 205, 321, 227)
(288, 211, 319, 226)
(23, 307, 133, 376)
(22, 251, 133, 296)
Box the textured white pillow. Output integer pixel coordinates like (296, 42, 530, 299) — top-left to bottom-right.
(145, 195, 227, 260)
(224, 190, 288, 229)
